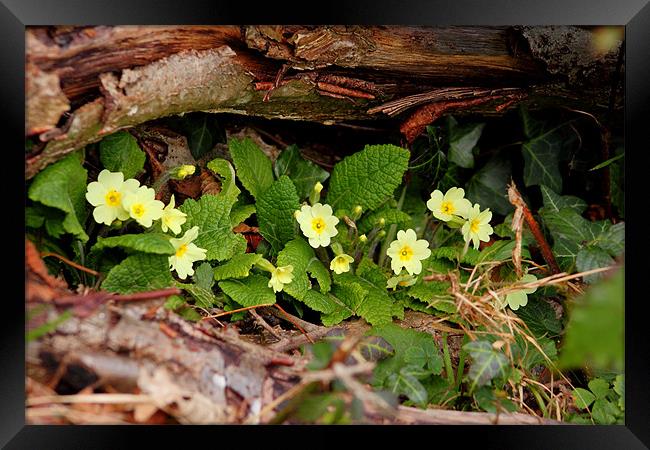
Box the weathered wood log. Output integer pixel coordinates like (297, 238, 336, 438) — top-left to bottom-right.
(25, 25, 624, 178)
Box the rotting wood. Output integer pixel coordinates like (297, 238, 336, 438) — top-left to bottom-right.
(26, 25, 624, 178)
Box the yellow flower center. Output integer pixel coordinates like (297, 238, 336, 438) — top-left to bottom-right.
(441, 201, 455, 215)
(312, 217, 326, 234)
(399, 245, 413, 261)
(105, 190, 122, 207)
(176, 244, 188, 258)
(470, 219, 481, 233)
(131, 203, 146, 218)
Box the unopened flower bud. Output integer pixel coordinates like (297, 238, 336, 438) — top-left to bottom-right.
(351, 205, 363, 220)
(309, 182, 323, 205)
(377, 230, 386, 239)
(359, 234, 368, 243)
(378, 218, 386, 227)
(171, 164, 196, 180)
(313, 182, 324, 194)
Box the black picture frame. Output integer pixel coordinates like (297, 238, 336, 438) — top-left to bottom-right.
(4, 1, 649, 448)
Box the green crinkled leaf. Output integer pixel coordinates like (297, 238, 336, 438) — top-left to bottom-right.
(178, 282, 217, 309)
(218, 274, 276, 307)
(515, 299, 562, 337)
(307, 258, 331, 294)
(213, 253, 262, 281)
(447, 116, 484, 169)
(476, 240, 515, 264)
(230, 204, 256, 226)
(193, 262, 215, 290)
(331, 275, 393, 326)
(407, 281, 451, 303)
(102, 253, 174, 294)
(277, 238, 317, 300)
(463, 340, 509, 391)
(274, 145, 330, 199)
(576, 246, 615, 283)
(465, 154, 513, 216)
(28, 152, 89, 242)
(327, 144, 410, 212)
(92, 233, 174, 255)
(614, 374, 625, 411)
(559, 268, 623, 372)
(539, 185, 587, 214)
(303, 290, 354, 325)
(257, 176, 300, 253)
(206, 158, 240, 201)
(358, 207, 413, 234)
(228, 137, 274, 199)
(180, 194, 247, 261)
(98, 131, 146, 179)
(369, 323, 442, 387)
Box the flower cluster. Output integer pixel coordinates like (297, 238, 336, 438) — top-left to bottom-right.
(427, 187, 493, 250)
(86, 170, 205, 279)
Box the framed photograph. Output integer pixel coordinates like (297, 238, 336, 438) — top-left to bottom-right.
(4, 0, 649, 447)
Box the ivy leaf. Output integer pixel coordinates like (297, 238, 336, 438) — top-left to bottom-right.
(476, 240, 516, 265)
(26, 204, 68, 239)
(185, 114, 225, 159)
(520, 109, 576, 192)
(369, 323, 442, 387)
(98, 131, 146, 179)
(180, 194, 247, 261)
(327, 144, 410, 212)
(540, 208, 593, 243)
(447, 116, 484, 169)
(28, 152, 89, 242)
(553, 237, 581, 272)
(593, 222, 625, 256)
(387, 369, 428, 406)
(218, 274, 276, 307)
(213, 253, 262, 281)
(559, 268, 623, 371)
(515, 299, 562, 338)
(92, 233, 174, 255)
(228, 137, 274, 199)
(257, 176, 300, 253)
(274, 145, 330, 199)
(592, 398, 620, 424)
(465, 154, 513, 215)
(576, 246, 615, 283)
(539, 185, 587, 214)
(463, 340, 509, 391)
(102, 253, 174, 294)
(404, 345, 443, 374)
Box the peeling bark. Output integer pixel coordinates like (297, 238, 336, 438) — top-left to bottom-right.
(25, 25, 624, 178)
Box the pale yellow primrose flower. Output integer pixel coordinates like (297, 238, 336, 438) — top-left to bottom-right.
(330, 254, 354, 274)
(295, 203, 339, 248)
(161, 195, 187, 235)
(122, 185, 165, 228)
(168, 226, 207, 279)
(269, 265, 294, 293)
(85, 170, 140, 225)
(461, 204, 494, 250)
(386, 229, 432, 275)
(426, 187, 472, 222)
(502, 274, 537, 310)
